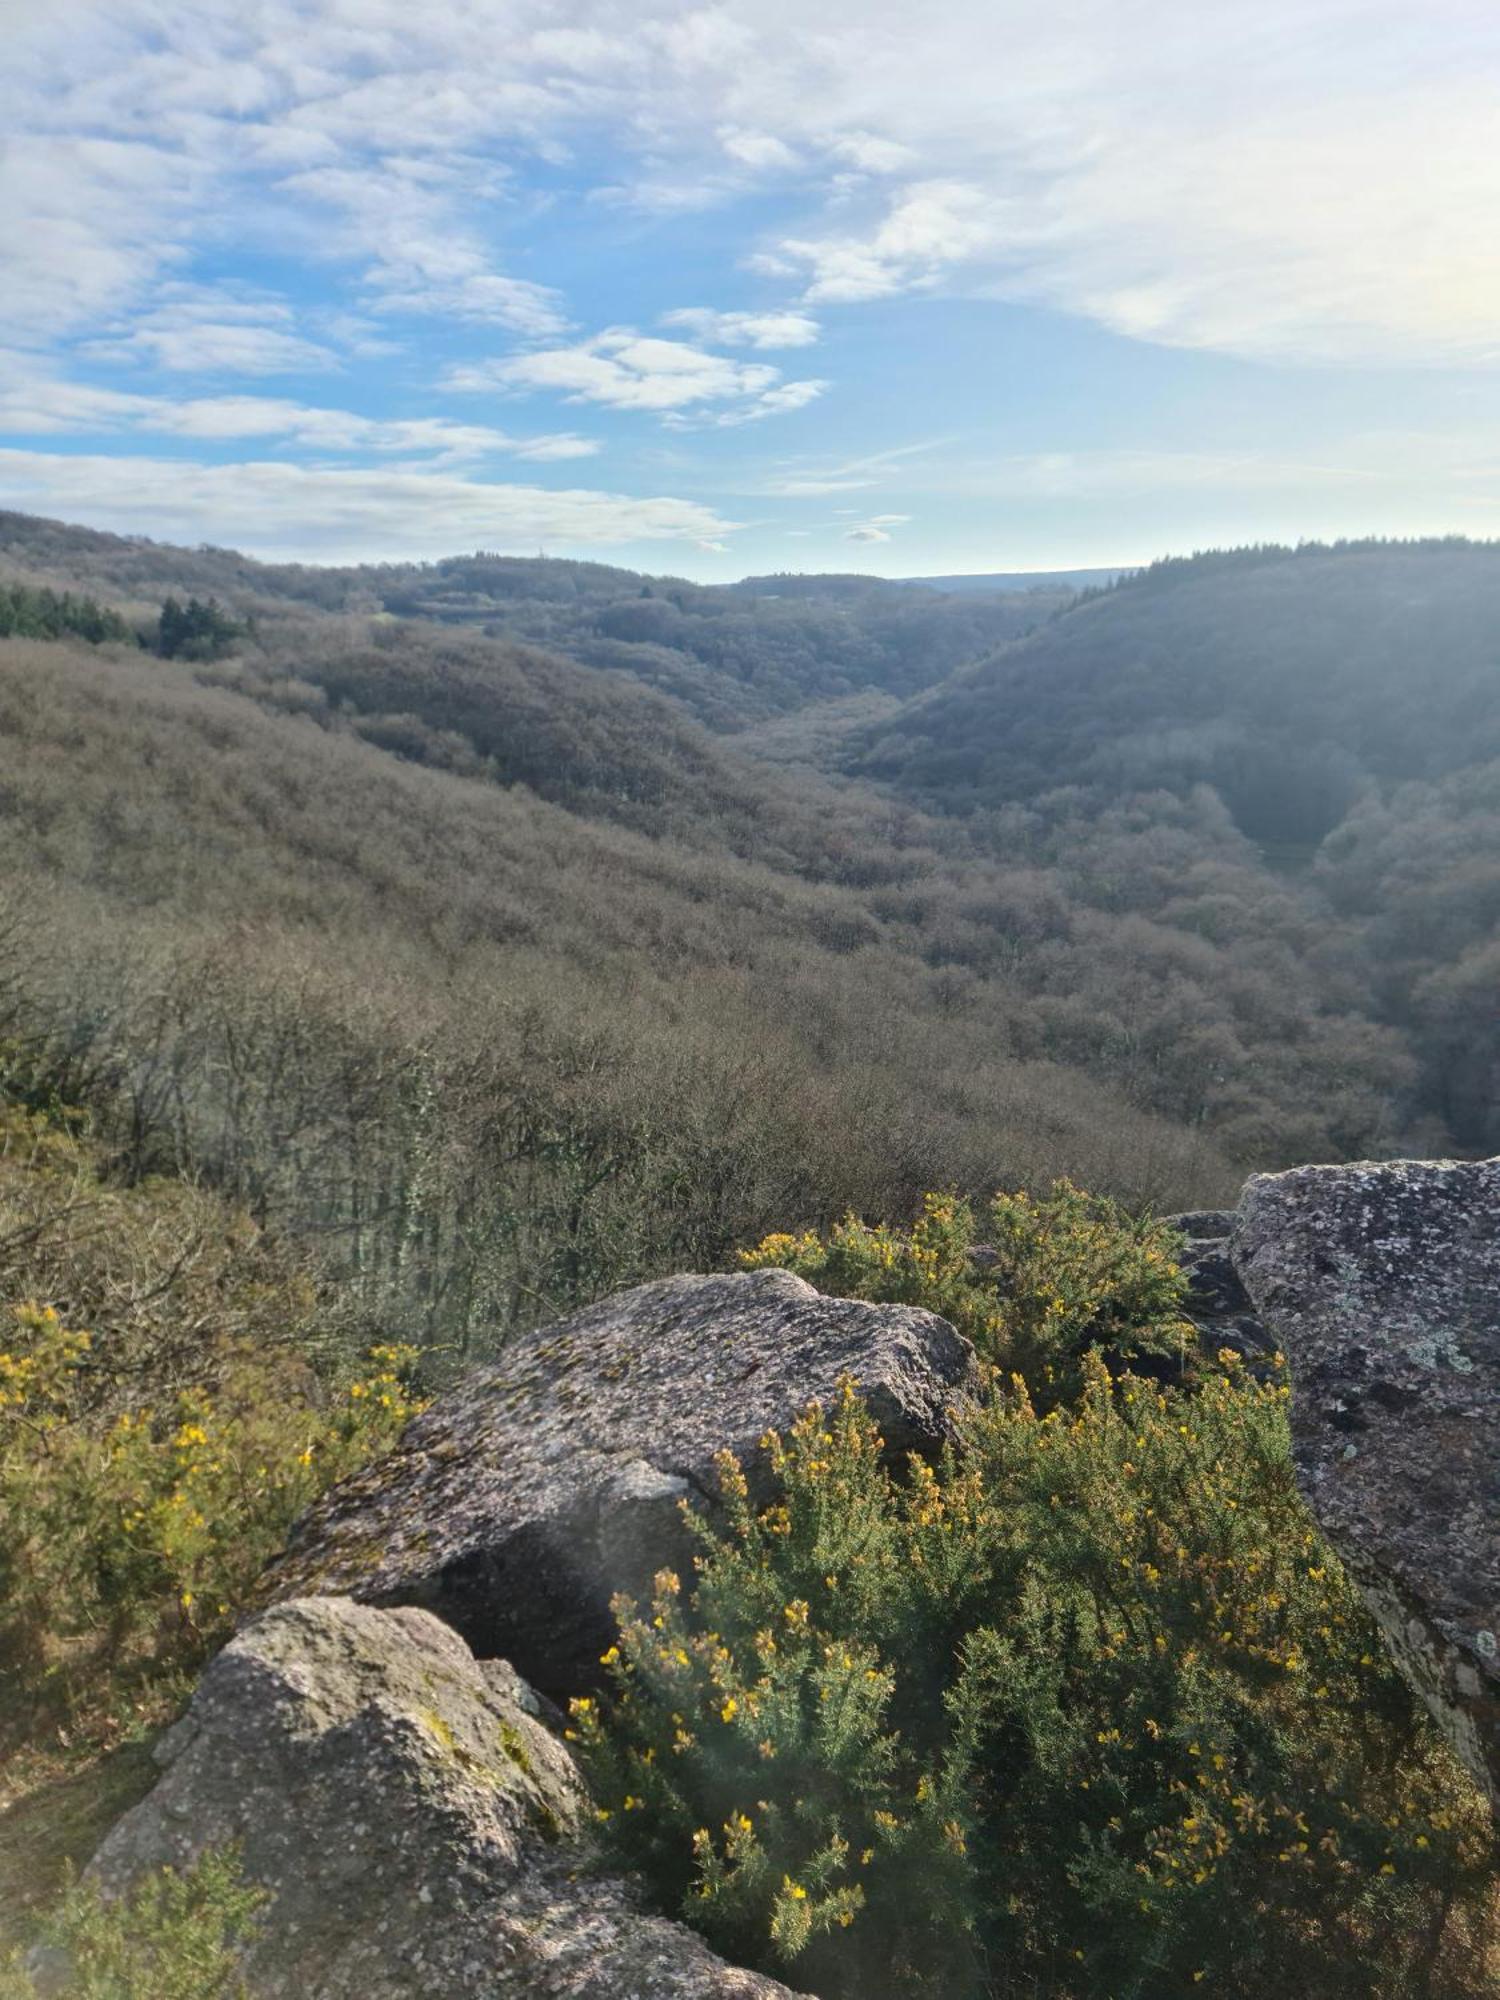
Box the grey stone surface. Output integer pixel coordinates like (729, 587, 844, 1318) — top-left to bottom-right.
(266, 1268, 979, 1695)
(1161, 1212, 1273, 1361)
(1232, 1157, 1500, 1809)
(1163, 1209, 1238, 1242)
(89, 1597, 805, 1999)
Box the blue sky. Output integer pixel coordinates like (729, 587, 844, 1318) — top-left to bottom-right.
(4, 0, 1500, 579)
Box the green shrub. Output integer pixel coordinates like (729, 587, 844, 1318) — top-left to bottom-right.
(0, 1300, 423, 1710)
(740, 1180, 1196, 1389)
(574, 1359, 1496, 1998)
(0, 1850, 263, 1999)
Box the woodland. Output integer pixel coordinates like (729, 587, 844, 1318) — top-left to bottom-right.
(1, 516, 1498, 1994)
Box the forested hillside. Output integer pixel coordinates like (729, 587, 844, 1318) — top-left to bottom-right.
(853, 538, 1500, 1150)
(0, 511, 1066, 729)
(856, 542, 1500, 837)
(1, 517, 1497, 1362)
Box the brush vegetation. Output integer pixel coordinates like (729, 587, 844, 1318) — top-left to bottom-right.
(577, 1195, 1498, 1999)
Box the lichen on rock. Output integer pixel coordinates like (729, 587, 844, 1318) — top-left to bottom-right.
(1232, 1156, 1500, 1810)
(264, 1267, 979, 1695)
(87, 1596, 806, 1998)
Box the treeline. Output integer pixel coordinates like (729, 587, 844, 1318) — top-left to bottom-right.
(0, 573, 242, 663)
(0, 581, 131, 645)
(0, 510, 1069, 728)
(378, 558, 1068, 726)
(856, 542, 1500, 835)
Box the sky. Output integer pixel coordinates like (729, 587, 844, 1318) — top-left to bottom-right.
(4, 0, 1500, 579)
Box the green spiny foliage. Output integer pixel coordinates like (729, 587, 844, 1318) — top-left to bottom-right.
(0, 1102, 426, 1729)
(740, 1180, 1196, 1390)
(0, 1850, 264, 1999)
(0, 1301, 423, 1713)
(576, 1360, 1496, 1997)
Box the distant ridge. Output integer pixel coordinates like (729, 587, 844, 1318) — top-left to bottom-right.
(899, 567, 1130, 593)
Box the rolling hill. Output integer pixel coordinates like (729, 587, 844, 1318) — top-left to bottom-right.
(1, 516, 1497, 1359)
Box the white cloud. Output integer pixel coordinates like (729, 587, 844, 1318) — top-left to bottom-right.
(661, 308, 820, 348)
(0, 132, 201, 346)
(454, 328, 824, 424)
(280, 161, 570, 336)
(86, 313, 339, 377)
(830, 132, 916, 174)
(840, 507, 910, 542)
(589, 177, 736, 216)
(0, 356, 598, 462)
(682, 377, 827, 428)
(718, 127, 799, 171)
(766, 476, 871, 496)
(0, 448, 738, 563)
(782, 180, 994, 304)
(1, 0, 1498, 521)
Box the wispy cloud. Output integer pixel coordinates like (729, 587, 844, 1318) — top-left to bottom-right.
(845, 513, 911, 542)
(781, 181, 994, 305)
(717, 127, 800, 172)
(10, 0, 1497, 370)
(0, 448, 739, 563)
(83, 293, 341, 376)
(451, 329, 825, 425)
(661, 308, 820, 349)
(0, 356, 598, 463)
(4, 0, 1500, 570)
(761, 437, 955, 499)
(279, 160, 571, 336)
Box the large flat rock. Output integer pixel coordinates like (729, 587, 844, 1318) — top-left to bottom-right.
(88, 1598, 804, 1998)
(1233, 1158, 1500, 1808)
(265, 1268, 978, 1695)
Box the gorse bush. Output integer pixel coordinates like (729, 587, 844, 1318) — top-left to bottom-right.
(0, 1097, 424, 1728)
(579, 1189, 1496, 1998)
(741, 1181, 1196, 1389)
(0, 1302, 422, 1710)
(576, 1364, 1495, 1998)
(0, 1850, 263, 1999)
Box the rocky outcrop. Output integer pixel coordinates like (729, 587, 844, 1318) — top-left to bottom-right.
(1162, 1210, 1274, 1361)
(88, 1596, 804, 1999)
(1233, 1158, 1500, 1810)
(265, 1268, 979, 1696)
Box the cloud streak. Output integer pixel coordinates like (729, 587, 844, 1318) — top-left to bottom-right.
(452, 329, 826, 424)
(660, 308, 820, 349)
(0, 448, 741, 563)
(0, 357, 598, 463)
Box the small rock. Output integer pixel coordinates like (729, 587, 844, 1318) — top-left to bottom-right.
(89, 1598, 806, 1999)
